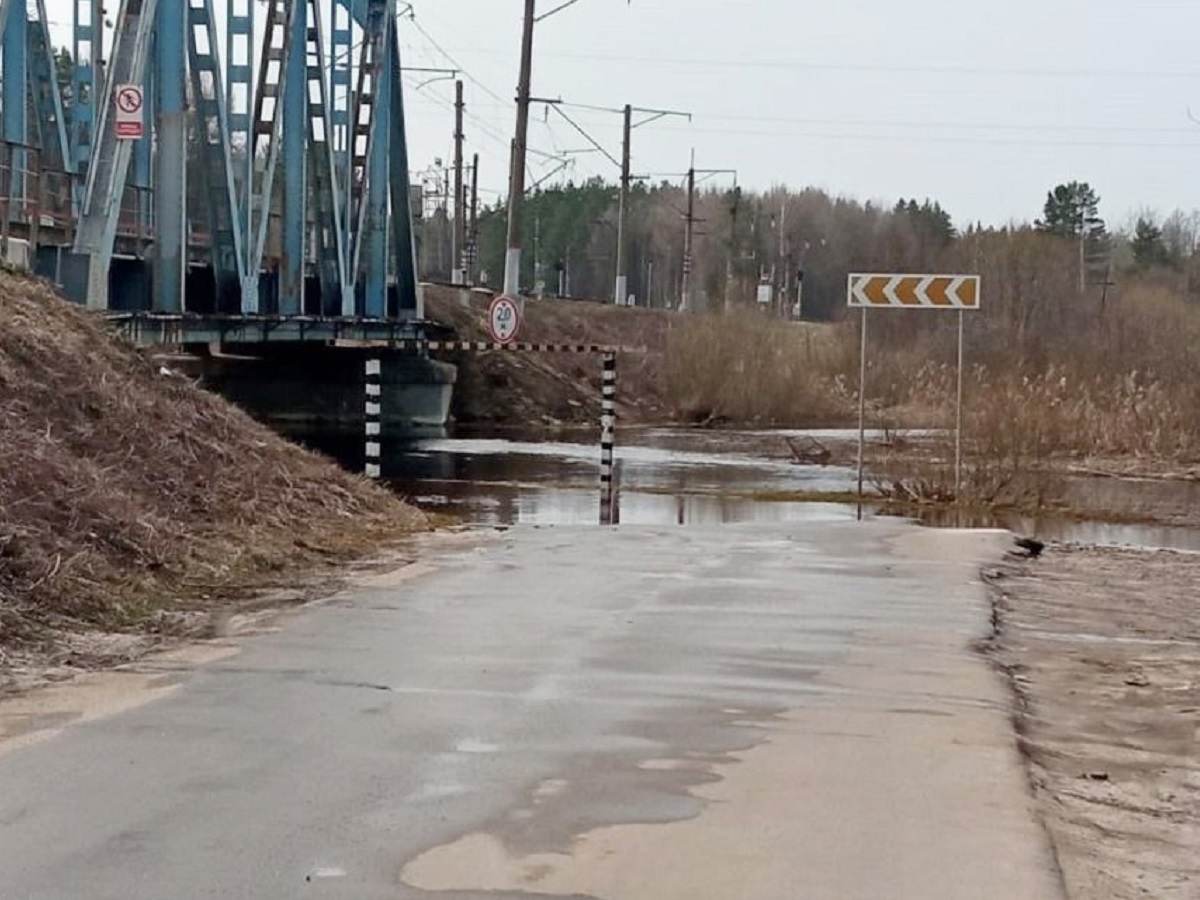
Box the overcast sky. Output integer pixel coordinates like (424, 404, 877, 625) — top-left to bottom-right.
(40, 0, 1200, 229)
(394, 0, 1200, 229)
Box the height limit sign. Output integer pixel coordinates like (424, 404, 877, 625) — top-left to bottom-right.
(114, 85, 144, 140)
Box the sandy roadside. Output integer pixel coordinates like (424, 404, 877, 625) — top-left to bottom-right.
(986, 546, 1200, 899)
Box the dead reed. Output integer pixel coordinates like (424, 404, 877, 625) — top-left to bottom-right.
(662, 312, 856, 425)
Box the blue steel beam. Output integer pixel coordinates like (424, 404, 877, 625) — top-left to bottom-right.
(3, 0, 28, 214)
(388, 16, 420, 318)
(153, 0, 186, 312)
(33, 0, 73, 172)
(27, 0, 75, 179)
(302, 0, 351, 314)
(358, 0, 391, 317)
(185, 0, 247, 311)
(130, 59, 151, 230)
(72, 0, 158, 308)
(330, 0, 352, 226)
(70, 0, 97, 179)
(279, 0, 306, 314)
(248, 0, 296, 310)
(225, 0, 255, 308)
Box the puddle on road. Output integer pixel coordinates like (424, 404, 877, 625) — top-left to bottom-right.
(315, 427, 1200, 552)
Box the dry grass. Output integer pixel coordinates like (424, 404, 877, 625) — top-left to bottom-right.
(663, 312, 855, 425)
(0, 272, 427, 656)
(868, 362, 1200, 508)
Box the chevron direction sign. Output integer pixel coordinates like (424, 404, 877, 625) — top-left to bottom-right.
(848, 273, 980, 309)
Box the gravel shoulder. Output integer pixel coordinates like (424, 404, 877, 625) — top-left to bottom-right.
(986, 546, 1200, 900)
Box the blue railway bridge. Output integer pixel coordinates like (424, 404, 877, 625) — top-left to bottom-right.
(0, 0, 459, 430)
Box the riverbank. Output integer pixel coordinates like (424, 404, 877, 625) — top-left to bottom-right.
(0, 272, 428, 690)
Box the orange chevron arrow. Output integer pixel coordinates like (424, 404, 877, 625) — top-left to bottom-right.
(896, 277, 923, 305)
(863, 277, 888, 305)
(957, 278, 979, 308)
(927, 277, 954, 306)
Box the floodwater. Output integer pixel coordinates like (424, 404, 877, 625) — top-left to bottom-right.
(337, 426, 1200, 553)
(385, 429, 857, 528)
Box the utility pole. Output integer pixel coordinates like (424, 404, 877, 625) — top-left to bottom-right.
(681, 160, 695, 312)
(725, 187, 741, 313)
(615, 103, 632, 307)
(1078, 207, 1087, 295)
(613, 102, 690, 307)
(468, 152, 479, 285)
(777, 198, 788, 318)
(679, 158, 737, 313)
(503, 0, 537, 297)
(534, 213, 542, 297)
(453, 79, 466, 285)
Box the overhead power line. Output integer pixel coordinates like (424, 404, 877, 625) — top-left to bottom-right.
(407, 14, 510, 107)
(647, 125, 1200, 150)
(532, 101, 622, 170)
(437, 47, 1200, 81)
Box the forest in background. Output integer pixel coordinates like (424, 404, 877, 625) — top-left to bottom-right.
(415, 176, 1200, 323)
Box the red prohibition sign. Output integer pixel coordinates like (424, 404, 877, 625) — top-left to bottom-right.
(116, 86, 143, 114)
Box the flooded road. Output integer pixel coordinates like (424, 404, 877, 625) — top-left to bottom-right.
(362, 426, 1200, 552)
(388, 428, 858, 527)
(298, 425, 1200, 550)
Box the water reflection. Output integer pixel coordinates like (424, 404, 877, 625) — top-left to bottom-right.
(312, 427, 1200, 552)
(386, 433, 858, 527)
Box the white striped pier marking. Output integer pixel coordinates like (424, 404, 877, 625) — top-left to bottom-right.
(365, 358, 382, 479)
(599, 352, 618, 525)
(359, 344, 626, 506)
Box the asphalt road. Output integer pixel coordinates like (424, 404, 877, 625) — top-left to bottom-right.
(0, 521, 1064, 899)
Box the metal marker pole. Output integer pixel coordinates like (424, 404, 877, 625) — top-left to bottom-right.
(955, 308, 964, 503)
(857, 308, 868, 503)
(600, 352, 617, 524)
(365, 358, 382, 479)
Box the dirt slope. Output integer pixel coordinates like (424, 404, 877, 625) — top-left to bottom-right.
(424, 287, 673, 426)
(0, 271, 425, 679)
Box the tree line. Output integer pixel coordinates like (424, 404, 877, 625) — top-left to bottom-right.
(414, 177, 1200, 322)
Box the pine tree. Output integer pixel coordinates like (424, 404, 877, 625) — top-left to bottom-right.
(1131, 217, 1170, 269)
(1036, 182, 1105, 240)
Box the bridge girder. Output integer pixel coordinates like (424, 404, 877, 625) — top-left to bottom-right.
(0, 0, 422, 319)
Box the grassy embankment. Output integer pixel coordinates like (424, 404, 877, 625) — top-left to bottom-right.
(0, 271, 427, 676)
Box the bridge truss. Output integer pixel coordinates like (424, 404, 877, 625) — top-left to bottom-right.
(0, 0, 423, 322)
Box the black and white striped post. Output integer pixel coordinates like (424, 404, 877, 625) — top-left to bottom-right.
(599, 352, 617, 525)
(364, 358, 382, 479)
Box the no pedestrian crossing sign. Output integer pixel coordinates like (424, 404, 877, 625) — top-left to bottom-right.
(487, 294, 522, 345)
(114, 84, 145, 140)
